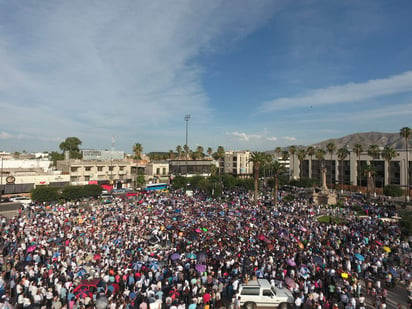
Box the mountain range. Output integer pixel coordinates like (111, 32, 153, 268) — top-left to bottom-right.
(309, 131, 407, 150)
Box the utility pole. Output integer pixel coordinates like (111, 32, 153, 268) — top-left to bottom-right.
(184, 114, 190, 177)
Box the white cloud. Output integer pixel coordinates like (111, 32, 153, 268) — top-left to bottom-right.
(258, 70, 412, 112)
(266, 137, 278, 141)
(282, 136, 296, 141)
(0, 1, 280, 151)
(0, 132, 13, 139)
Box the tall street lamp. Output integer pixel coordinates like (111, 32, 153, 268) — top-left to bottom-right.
(184, 114, 190, 177)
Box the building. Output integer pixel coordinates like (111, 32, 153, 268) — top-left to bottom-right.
(223, 151, 253, 177)
(0, 158, 69, 195)
(291, 148, 412, 194)
(56, 158, 135, 189)
(169, 159, 215, 177)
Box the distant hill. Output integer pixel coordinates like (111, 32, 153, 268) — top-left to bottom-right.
(310, 131, 406, 150)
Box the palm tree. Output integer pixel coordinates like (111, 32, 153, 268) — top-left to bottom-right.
(363, 164, 376, 199)
(270, 160, 286, 208)
(248, 151, 267, 201)
(315, 148, 326, 187)
(213, 146, 225, 175)
(382, 146, 397, 185)
(169, 150, 174, 160)
(353, 144, 363, 192)
(297, 148, 306, 178)
(195, 146, 204, 160)
(367, 144, 380, 165)
(368, 144, 381, 191)
(207, 147, 213, 158)
(176, 145, 182, 160)
(400, 127, 411, 202)
(337, 148, 350, 191)
(289, 145, 297, 180)
(274, 147, 282, 159)
(327, 142, 336, 188)
(132, 143, 143, 160)
(306, 146, 315, 179)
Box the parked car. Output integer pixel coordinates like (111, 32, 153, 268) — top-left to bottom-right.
(10, 196, 32, 205)
(236, 279, 294, 309)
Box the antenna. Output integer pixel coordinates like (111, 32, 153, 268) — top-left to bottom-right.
(111, 135, 115, 151)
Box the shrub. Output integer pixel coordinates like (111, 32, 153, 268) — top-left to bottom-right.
(383, 185, 404, 197)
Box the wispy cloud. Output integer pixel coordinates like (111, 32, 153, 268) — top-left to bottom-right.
(0, 1, 280, 151)
(258, 71, 412, 113)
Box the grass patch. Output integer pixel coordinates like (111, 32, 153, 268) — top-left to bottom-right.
(317, 215, 347, 225)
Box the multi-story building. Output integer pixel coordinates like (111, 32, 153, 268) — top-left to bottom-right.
(291, 148, 412, 194)
(223, 151, 253, 177)
(0, 157, 69, 195)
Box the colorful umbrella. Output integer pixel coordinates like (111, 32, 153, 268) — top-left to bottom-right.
(170, 253, 181, 261)
(285, 277, 297, 288)
(383, 246, 391, 253)
(341, 272, 349, 279)
(195, 264, 206, 272)
(187, 253, 197, 259)
(287, 259, 296, 267)
(354, 253, 365, 261)
(27, 245, 37, 252)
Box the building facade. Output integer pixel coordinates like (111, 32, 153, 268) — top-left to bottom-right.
(291, 149, 411, 191)
(223, 151, 254, 177)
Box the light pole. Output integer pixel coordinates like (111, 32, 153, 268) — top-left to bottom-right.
(184, 114, 190, 177)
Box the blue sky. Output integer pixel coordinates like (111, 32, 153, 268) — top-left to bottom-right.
(1, 0, 412, 154)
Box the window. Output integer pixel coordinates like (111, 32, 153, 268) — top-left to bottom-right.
(97, 167, 103, 172)
(156, 168, 160, 175)
(85, 166, 91, 171)
(71, 167, 78, 172)
(241, 288, 260, 296)
(85, 176, 90, 181)
(119, 166, 125, 171)
(263, 290, 273, 297)
(162, 168, 166, 175)
(109, 166, 114, 172)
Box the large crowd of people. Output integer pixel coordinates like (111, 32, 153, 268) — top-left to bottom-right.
(0, 189, 411, 309)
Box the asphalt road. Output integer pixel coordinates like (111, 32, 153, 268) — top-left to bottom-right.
(0, 202, 22, 218)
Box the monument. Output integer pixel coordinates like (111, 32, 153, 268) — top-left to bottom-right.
(312, 167, 337, 205)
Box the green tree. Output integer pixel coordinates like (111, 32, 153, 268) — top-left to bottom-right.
(176, 145, 183, 160)
(49, 151, 64, 167)
(213, 146, 225, 175)
(400, 126, 411, 202)
(133, 143, 143, 159)
(383, 184, 404, 197)
(270, 160, 286, 208)
(353, 144, 363, 192)
(59, 137, 82, 159)
(315, 148, 326, 186)
(171, 175, 187, 190)
(382, 146, 397, 185)
(168, 150, 174, 160)
(274, 147, 282, 159)
(248, 151, 267, 201)
(31, 186, 60, 203)
(327, 142, 336, 187)
(136, 175, 146, 188)
(296, 149, 306, 179)
(207, 147, 213, 158)
(195, 146, 204, 160)
(82, 184, 103, 198)
(337, 148, 350, 191)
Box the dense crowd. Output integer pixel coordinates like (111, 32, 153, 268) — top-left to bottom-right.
(0, 189, 411, 309)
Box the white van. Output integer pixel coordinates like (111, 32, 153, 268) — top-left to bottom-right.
(10, 196, 32, 205)
(236, 279, 294, 309)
